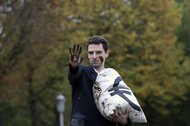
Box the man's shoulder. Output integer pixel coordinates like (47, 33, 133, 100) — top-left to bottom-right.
(102, 67, 119, 75)
(79, 65, 95, 73)
(83, 66, 95, 73)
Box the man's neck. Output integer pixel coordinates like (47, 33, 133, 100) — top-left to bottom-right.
(93, 67, 105, 73)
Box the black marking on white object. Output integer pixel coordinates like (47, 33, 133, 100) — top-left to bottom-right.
(108, 86, 141, 111)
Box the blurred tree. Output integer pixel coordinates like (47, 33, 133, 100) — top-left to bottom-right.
(0, 0, 67, 126)
(59, 0, 190, 126)
(107, 1, 190, 126)
(177, 0, 190, 56)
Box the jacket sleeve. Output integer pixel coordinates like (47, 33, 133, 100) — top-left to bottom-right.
(68, 64, 83, 85)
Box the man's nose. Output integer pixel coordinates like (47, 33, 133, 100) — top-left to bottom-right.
(93, 53, 97, 58)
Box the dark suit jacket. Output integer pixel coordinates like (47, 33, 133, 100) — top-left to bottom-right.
(68, 65, 131, 126)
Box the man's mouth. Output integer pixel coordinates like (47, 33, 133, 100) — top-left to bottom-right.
(92, 60, 98, 63)
(92, 60, 100, 64)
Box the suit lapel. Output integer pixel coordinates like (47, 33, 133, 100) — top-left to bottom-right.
(88, 66, 98, 83)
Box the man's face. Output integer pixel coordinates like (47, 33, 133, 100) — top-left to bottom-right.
(87, 44, 109, 69)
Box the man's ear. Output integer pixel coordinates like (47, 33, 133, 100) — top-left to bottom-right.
(105, 50, 109, 58)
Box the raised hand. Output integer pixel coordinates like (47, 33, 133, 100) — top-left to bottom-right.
(69, 44, 83, 69)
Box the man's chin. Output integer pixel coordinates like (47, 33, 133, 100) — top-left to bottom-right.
(91, 63, 100, 68)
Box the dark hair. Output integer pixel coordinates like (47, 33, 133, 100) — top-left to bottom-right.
(86, 35, 109, 52)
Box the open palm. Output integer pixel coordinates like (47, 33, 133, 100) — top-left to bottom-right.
(69, 44, 83, 68)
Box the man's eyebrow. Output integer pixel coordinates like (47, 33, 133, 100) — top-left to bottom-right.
(88, 51, 102, 52)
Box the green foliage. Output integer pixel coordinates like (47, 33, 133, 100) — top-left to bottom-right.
(177, 0, 190, 56)
(108, 1, 190, 125)
(0, 0, 67, 126)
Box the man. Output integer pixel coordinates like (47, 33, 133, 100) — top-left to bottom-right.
(68, 35, 131, 126)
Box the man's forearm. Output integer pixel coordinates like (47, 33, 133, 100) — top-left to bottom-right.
(69, 64, 79, 74)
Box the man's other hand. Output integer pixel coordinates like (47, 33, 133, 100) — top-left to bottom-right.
(113, 109, 128, 125)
